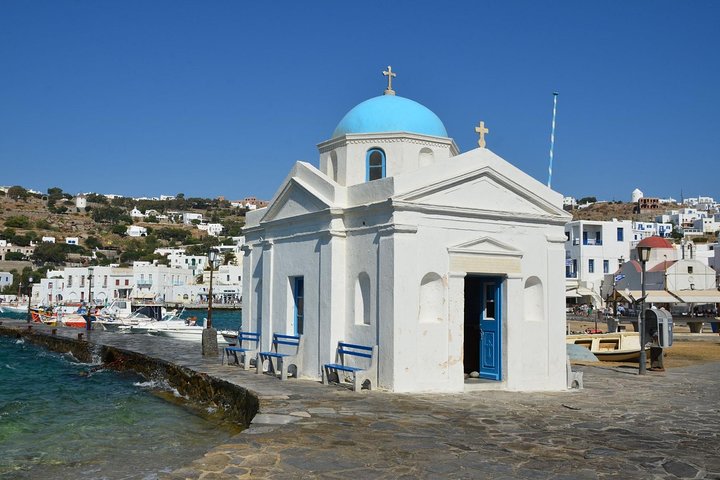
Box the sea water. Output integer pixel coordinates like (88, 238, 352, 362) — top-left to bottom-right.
(0, 333, 242, 479)
(176, 308, 242, 332)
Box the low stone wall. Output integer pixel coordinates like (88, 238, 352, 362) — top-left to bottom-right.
(0, 324, 258, 427)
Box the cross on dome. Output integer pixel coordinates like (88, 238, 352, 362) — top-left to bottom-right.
(383, 66, 396, 95)
(475, 121, 489, 148)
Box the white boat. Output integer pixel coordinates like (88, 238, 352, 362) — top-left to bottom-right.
(566, 332, 649, 362)
(0, 304, 29, 314)
(148, 319, 233, 345)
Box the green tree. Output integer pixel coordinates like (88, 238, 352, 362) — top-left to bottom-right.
(155, 227, 190, 242)
(47, 187, 64, 204)
(32, 243, 69, 265)
(7, 186, 28, 201)
(85, 193, 108, 204)
(35, 219, 52, 230)
(92, 206, 126, 224)
(1, 228, 16, 240)
(5, 215, 31, 228)
(85, 236, 102, 249)
(5, 251, 26, 261)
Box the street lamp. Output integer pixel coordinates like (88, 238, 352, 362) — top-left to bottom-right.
(26, 276, 34, 323)
(201, 248, 219, 356)
(86, 267, 94, 331)
(637, 244, 652, 375)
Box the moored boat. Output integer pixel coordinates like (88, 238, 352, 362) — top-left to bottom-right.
(566, 332, 649, 362)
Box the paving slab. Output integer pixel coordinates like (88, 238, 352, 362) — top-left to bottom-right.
(2, 319, 720, 479)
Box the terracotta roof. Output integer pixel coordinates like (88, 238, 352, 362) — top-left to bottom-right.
(648, 260, 677, 272)
(637, 236, 673, 249)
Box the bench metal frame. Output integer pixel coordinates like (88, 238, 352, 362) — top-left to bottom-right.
(323, 341, 378, 391)
(222, 331, 260, 370)
(257, 333, 304, 380)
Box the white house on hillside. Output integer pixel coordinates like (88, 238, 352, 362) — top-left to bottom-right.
(126, 225, 148, 237)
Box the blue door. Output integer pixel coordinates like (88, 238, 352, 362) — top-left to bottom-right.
(479, 278, 502, 381)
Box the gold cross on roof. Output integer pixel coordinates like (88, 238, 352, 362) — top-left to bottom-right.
(475, 121, 489, 148)
(383, 66, 396, 95)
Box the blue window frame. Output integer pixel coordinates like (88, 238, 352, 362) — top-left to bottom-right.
(366, 148, 386, 181)
(603, 260, 609, 273)
(588, 259, 595, 273)
(617, 227, 624, 241)
(292, 276, 304, 335)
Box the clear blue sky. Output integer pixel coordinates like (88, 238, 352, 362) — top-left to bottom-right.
(1, 1, 718, 202)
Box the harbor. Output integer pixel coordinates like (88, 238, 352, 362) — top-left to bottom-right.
(2, 318, 719, 479)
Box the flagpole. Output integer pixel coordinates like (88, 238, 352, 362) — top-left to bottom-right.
(547, 92, 559, 188)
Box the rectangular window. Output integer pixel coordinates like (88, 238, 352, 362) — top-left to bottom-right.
(125, 279, 129, 286)
(617, 227, 624, 241)
(292, 276, 304, 335)
(603, 260, 609, 273)
(589, 259, 595, 273)
(80, 275, 85, 288)
(115, 279, 120, 286)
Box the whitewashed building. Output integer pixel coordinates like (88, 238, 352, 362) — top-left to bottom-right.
(631, 221, 673, 243)
(0, 272, 13, 288)
(241, 76, 571, 392)
(565, 219, 632, 306)
(41, 236, 56, 243)
(182, 212, 203, 224)
(197, 223, 224, 236)
(130, 206, 145, 219)
(126, 225, 148, 237)
(65, 237, 79, 245)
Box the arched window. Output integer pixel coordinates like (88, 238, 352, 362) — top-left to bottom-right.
(366, 148, 386, 181)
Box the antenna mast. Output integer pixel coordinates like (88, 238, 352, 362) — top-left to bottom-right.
(547, 92, 559, 188)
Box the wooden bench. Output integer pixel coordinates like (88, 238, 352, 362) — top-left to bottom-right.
(323, 341, 378, 391)
(256, 333, 304, 380)
(222, 331, 260, 370)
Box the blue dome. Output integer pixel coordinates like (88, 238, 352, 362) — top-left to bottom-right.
(332, 95, 448, 138)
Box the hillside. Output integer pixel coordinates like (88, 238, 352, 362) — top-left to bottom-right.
(0, 187, 248, 291)
(571, 201, 677, 222)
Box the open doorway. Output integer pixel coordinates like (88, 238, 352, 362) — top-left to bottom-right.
(464, 275, 503, 381)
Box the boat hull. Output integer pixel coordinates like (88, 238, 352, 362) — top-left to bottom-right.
(566, 332, 650, 362)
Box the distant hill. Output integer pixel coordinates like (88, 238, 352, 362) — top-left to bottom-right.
(571, 201, 678, 222)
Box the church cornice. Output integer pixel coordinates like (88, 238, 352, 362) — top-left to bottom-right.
(318, 132, 459, 155)
(391, 200, 570, 226)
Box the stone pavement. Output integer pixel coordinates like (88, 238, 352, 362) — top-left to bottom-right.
(2, 320, 719, 479)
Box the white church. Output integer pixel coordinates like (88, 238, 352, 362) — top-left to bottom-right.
(241, 68, 572, 393)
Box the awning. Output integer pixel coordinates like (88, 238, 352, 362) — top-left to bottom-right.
(670, 290, 720, 304)
(615, 290, 684, 304)
(576, 287, 597, 297)
(565, 289, 581, 298)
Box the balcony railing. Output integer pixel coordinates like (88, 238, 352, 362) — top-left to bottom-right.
(566, 272, 578, 278)
(583, 239, 603, 246)
(136, 281, 153, 288)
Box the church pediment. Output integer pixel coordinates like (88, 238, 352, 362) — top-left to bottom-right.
(447, 236, 523, 258)
(261, 179, 331, 223)
(395, 167, 566, 218)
